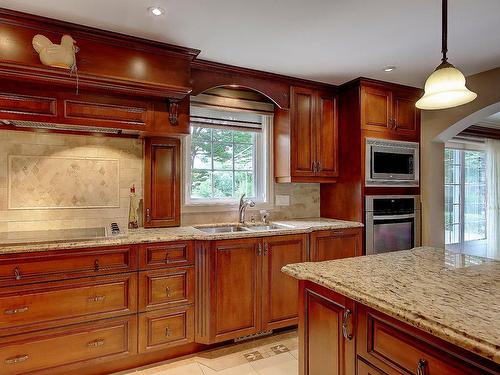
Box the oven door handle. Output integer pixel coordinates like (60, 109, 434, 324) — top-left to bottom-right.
(372, 214, 416, 220)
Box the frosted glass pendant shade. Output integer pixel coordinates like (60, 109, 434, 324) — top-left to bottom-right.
(416, 64, 477, 110)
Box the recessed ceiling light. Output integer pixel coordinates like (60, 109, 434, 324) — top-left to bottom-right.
(148, 6, 165, 16)
(383, 66, 396, 72)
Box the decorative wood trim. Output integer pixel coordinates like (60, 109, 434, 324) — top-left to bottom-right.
(168, 100, 179, 125)
(0, 8, 199, 99)
(459, 125, 500, 140)
(192, 59, 337, 109)
(195, 241, 211, 344)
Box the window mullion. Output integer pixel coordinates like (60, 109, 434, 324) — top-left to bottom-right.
(460, 150, 465, 246)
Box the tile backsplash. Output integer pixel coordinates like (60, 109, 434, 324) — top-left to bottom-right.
(0, 130, 143, 233)
(0, 130, 319, 233)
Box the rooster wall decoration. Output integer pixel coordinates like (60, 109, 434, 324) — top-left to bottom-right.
(32, 34, 80, 92)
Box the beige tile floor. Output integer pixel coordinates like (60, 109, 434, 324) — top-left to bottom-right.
(115, 330, 298, 375)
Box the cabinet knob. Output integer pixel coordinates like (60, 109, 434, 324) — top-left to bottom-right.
(13, 267, 22, 281)
(165, 286, 171, 297)
(264, 243, 269, 256)
(146, 208, 151, 223)
(5, 354, 29, 365)
(165, 326, 171, 337)
(342, 308, 353, 341)
(257, 243, 262, 256)
(94, 259, 100, 272)
(317, 161, 321, 172)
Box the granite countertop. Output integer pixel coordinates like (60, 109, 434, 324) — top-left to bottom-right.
(282, 247, 500, 364)
(0, 218, 363, 255)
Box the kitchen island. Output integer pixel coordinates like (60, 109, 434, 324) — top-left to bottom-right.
(282, 246, 500, 374)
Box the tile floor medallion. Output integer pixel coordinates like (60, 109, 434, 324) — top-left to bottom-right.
(115, 330, 298, 375)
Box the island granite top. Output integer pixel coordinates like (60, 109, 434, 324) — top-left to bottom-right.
(282, 246, 500, 364)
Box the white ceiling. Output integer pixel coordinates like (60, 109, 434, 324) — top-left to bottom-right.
(1, 0, 499, 87)
(477, 112, 500, 129)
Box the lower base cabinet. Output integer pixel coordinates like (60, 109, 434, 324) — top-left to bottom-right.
(196, 234, 307, 344)
(138, 306, 194, 353)
(299, 281, 356, 375)
(299, 281, 500, 375)
(310, 228, 362, 261)
(0, 315, 137, 375)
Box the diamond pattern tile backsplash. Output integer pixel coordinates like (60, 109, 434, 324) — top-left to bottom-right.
(0, 131, 143, 232)
(8, 155, 120, 209)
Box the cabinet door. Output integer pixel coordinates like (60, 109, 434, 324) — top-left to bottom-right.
(291, 86, 316, 177)
(212, 238, 261, 342)
(300, 282, 356, 375)
(144, 138, 181, 228)
(310, 228, 362, 262)
(315, 93, 339, 177)
(262, 234, 307, 331)
(393, 89, 420, 139)
(361, 84, 392, 132)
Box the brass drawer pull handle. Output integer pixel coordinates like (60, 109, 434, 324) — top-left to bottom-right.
(4, 306, 29, 315)
(146, 208, 151, 223)
(87, 339, 105, 348)
(165, 327, 171, 337)
(417, 359, 427, 375)
(14, 267, 22, 281)
(94, 259, 100, 272)
(342, 309, 353, 341)
(88, 295, 106, 303)
(264, 243, 269, 256)
(5, 354, 29, 364)
(165, 286, 171, 297)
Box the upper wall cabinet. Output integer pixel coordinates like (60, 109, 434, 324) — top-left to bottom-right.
(275, 86, 339, 183)
(144, 138, 181, 228)
(0, 9, 197, 136)
(361, 81, 421, 140)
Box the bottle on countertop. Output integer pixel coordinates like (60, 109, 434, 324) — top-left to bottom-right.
(128, 184, 139, 229)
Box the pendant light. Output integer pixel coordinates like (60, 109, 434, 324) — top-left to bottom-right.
(416, 0, 477, 110)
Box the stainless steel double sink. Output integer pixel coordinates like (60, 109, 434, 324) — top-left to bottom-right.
(195, 223, 292, 234)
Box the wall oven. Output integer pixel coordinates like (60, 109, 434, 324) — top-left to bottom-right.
(365, 195, 421, 255)
(365, 138, 419, 186)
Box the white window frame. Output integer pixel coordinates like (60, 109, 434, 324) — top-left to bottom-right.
(444, 141, 487, 251)
(182, 115, 274, 213)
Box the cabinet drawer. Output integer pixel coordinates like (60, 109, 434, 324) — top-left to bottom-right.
(358, 307, 490, 375)
(0, 245, 138, 286)
(139, 267, 194, 311)
(0, 273, 137, 333)
(138, 306, 194, 353)
(0, 315, 136, 375)
(140, 241, 194, 269)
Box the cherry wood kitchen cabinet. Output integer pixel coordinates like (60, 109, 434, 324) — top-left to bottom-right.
(144, 137, 181, 228)
(298, 281, 500, 375)
(310, 228, 362, 261)
(299, 281, 356, 375)
(196, 234, 308, 344)
(262, 234, 308, 331)
(196, 238, 262, 344)
(361, 80, 421, 140)
(275, 86, 339, 183)
(137, 241, 195, 353)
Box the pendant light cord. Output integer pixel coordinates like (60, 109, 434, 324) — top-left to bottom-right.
(441, 0, 448, 63)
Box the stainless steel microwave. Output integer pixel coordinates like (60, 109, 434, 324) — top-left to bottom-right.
(365, 138, 419, 187)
